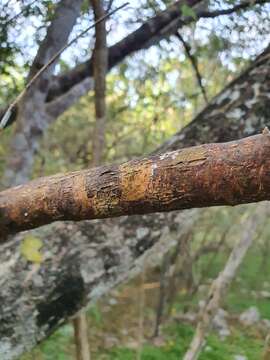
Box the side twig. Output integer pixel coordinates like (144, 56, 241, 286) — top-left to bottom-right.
(176, 31, 208, 104)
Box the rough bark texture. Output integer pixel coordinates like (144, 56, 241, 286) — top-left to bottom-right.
(1, 133, 270, 238)
(0, 45, 270, 360)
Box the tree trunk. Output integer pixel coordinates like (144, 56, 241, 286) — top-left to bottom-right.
(2, 0, 83, 187)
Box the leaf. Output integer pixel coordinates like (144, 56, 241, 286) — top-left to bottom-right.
(181, 4, 197, 20)
(20, 235, 43, 263)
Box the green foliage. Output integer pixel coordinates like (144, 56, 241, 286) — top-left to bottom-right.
(181, 4, 197, 20)
(88, 305, 103, 327)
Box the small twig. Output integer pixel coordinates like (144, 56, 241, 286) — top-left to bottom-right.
(176, 32, 208, 104)
(0, 2, 129, 130)
(106, 0, 114, 13)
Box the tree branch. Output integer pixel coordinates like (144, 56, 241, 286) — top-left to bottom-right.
(91, 0, 108, 166)
(45, 78, 94, 118)
(176, 31, 208, 104)
(46, 0, 202, 102)
(46, 0, 269, 103)
(1, 133, 270, 239)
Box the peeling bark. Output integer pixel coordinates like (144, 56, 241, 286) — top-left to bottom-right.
(1, 133, 270, 237)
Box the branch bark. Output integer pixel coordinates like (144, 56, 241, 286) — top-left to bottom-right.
(1, 133, 270, 238)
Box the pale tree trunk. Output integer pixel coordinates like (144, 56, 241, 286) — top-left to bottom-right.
(183, 203, 269, 360)
(0, 46, 270, 359)
(73, 313, 91, 360)
(2, 0, 83, 188)
(73, 0, 108, 358)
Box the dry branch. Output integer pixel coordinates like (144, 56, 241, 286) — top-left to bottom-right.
(1, 133, 270, 238)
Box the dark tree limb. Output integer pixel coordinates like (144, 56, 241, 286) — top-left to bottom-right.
(46, 0, 269, 103)
(1, 0, 268, 128)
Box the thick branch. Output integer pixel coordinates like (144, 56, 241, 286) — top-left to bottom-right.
(1, 133, 270, 238)
(45, 78, 94, 119)
(46, 0, 202, 102)
(47, 0, 268, 103)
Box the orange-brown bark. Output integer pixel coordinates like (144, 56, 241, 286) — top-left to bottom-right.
(1, 133, 270, 238)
